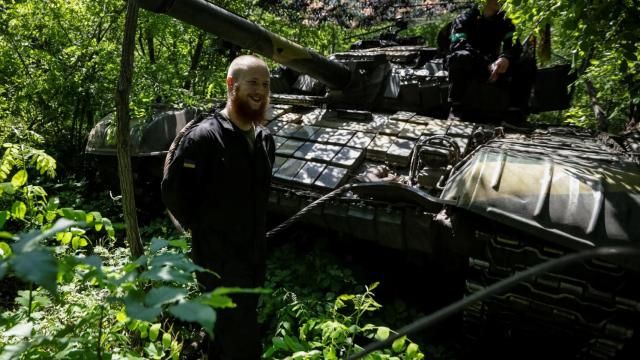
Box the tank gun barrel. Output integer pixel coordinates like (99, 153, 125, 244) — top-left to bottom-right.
(138, 0, 351, 90)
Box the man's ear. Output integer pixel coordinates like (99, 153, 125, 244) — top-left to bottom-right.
(226, 76, 234, 93)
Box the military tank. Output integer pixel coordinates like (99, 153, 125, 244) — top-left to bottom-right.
(85, 0, 640, 358)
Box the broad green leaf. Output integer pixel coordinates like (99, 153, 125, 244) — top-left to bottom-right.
(149, 323, 161, 341)
(0, 342, 29, 360)
(124, 295, 162, 322)
(272, 336, 286, 350)
(198, 293, 236, 309)
(140, 266, 192, 284)
(150, 237, 169, 252)
(149, 253, 204, 273)
(11, 201, 26, 220)
(145, 342, 160, 357)
(144, 286, 187, 308)
(11, 170, 27, 187)
(0, 182, 16, 196)
(89, 211, 102, 223)
(46, 197, 60, 211)
(406, 343, 419, 356)
(168, 239, 188, 249)
(12, 249, 58, 293)
(210, 287, 270, 295)
(77, 255, 102, 270)
(0, 210, 10, 229)
(162, 332, 172, 348)
(0, 241, 11, 258)
(138, 321, 149, 338)
(375, 326, 390, 341)
(169, 301, 216, 337)
(392, 336, 406, 353)
(71, 236, 81, 249)
(284, 335, 304, 352)
(60, 208, 85, 221)
(15, 219, 75, 252)
(70, 227, 86, 235)
(60, 232, 72, 245)
(4, 322, 33, 337)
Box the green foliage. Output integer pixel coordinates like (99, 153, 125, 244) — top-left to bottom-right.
(0, 148, 244, 359)
(502, 0, 640, 131)
(260, 244, 425, 359)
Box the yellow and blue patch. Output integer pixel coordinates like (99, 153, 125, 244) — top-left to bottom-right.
(183, 159, 196, 169)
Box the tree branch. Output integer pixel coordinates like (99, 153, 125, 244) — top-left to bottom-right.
(585, 80, 608, 132)
(183, 32, 204, 90)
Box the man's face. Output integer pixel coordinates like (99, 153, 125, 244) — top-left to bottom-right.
(483, 0, 500, 17)
(229, 65, 270, 124)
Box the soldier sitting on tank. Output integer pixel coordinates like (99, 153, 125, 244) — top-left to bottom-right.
(447, 0, 535, 121)
(162, 55, 275, 360)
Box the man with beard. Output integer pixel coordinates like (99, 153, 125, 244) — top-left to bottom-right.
(161, 55, 274, 359)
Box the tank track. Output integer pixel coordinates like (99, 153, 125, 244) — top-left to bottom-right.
(464, 230, 640, 359)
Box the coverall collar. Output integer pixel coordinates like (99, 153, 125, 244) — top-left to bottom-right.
(216, 110, 266, 140)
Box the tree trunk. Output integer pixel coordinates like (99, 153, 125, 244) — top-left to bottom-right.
(625, 74, 639, 132)
(137, 28, 146, 59)
(183, 32, 205, 91)
(585, 80, 608, 132)
(146, 30, 156, 64)
(115, 0, 144, 258)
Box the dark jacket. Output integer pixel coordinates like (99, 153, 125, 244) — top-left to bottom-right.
(161, 112, 275, 274)
(450, 6, 519, 62)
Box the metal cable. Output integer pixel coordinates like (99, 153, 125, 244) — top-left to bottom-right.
(266, 184, 354, 240)
(347, 245, 640, 360)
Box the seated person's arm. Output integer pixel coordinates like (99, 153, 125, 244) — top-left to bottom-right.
(489, 19, 518, 82)
(449, 8, 478, 53)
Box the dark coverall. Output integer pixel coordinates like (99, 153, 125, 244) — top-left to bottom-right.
(447, 6, 535, 111)
(161, 112, 275, 359)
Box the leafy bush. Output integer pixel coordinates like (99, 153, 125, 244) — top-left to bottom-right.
(0, 146, 253, 359)
(260, 244, 425, 359)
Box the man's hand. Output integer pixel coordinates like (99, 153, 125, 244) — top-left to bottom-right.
(488, 57, 510, 83)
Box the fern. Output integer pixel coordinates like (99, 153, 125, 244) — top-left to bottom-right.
(0, 144, 20, 181)
(29, 149, 57, 178)
(0, 143, 56, 181)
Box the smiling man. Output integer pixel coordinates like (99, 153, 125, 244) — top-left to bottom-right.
(161, 55, 275, 359)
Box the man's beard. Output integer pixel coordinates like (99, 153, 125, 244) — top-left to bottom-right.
(229, 91, 269, 125)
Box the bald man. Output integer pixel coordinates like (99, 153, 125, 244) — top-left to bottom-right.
(162, 55, 275, 359)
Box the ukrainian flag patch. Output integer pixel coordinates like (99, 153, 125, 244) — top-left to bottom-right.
(183, 159, 196, 168)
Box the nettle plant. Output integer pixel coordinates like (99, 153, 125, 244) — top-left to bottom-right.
(264, 283, 424, 360)
(260, 246, 425, 360)
(0, 145, 260, 359)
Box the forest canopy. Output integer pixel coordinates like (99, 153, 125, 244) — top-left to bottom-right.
(1, 0, 638, 170)
(0, 1, 639, 358)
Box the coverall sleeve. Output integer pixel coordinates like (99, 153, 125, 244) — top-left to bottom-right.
(161, 135, 204, 229)
(449, 8, 476, 53)
(499, 19, 518, 62)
